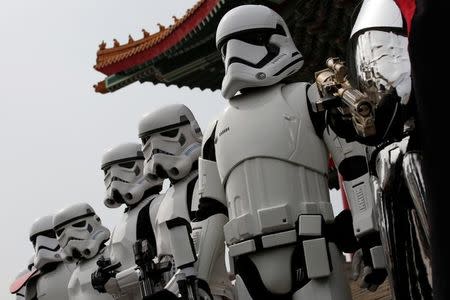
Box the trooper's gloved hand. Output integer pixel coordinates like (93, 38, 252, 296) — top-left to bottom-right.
(351, 234, 387, 292)
(91, 256, 121, 293)
(189, 277, 213, 300)
(143, 289, 178, 300)
(142, 279, 213, 300)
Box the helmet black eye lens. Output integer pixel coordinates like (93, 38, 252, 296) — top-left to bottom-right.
(160, 129, 179, 138)
(56, 228, 65, 236)
(72, 221, 86, 228)
(118, 161, 135, 169)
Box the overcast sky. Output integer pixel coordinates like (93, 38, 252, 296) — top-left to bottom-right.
(0, 1, 342, 298)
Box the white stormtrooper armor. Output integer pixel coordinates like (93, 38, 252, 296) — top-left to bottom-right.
(23, 215, 73, 300)
(92, 143, 164, 299)
(53, 203, 113, 300)
(197, 5, 385, 299)
(138, 104, 233, 300)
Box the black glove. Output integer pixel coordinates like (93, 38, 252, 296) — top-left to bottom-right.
(351, 234, 387, 291)
(142, 279, 213, 300)
(91, 256, 121, 293)
(143, 289, 178, 300)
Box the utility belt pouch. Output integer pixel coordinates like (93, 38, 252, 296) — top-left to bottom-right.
(298, 215, 331, 279)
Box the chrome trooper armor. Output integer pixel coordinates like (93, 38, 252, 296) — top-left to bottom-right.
(138, 104, 233, 300)
(344, 0, 430, 298)
(91, 143, 164, 299)
(197, 5, 386, 299)
(53, 203, 113, 300)
(23, 216, 73, 300)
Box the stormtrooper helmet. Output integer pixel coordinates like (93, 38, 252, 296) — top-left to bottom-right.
(29, 215, 63, 270)
(138, 104, 202, 181)
(53, 203, 110, 262)
(216, 5, 304, 99)
(101, 143, 163, 208)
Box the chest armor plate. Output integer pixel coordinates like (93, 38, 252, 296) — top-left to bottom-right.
(155, 171, 197, 257)
(109, 197, 152, 270)
(68, 255, 113, 300)
(215, 83, 327, 183)
(35, 263, 72, 300)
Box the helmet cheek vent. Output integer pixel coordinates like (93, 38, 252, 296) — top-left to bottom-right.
(155, 165, 168, 178)
(170, 168, 180, 176)
(134, 165, 140, 176)
(179, 134, 186, 146)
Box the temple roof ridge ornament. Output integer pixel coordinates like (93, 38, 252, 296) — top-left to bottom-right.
(93, 0, 358, 94)
(94, 0, 211, 73)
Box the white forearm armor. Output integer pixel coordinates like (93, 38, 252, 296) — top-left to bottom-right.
(323, 128, 378, 238)
(198, 158, 227, 208)
(167, 218, 198, 270)
(323, 128, 385, 269)
(102, 266, 141, 298)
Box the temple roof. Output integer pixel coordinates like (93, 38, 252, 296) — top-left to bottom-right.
(94, 0, 359, 94)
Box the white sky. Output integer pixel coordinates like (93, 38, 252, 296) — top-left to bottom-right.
(0, 1, 342, 298)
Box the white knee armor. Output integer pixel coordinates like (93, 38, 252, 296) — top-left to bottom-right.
(53, 203, 113, 300)
(196, 5, 385, 299)
(139, 104, 233, 299)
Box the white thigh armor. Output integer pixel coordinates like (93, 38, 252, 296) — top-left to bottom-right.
(68, 252, 114, 300)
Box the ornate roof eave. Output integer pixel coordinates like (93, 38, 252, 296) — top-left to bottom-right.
(95, 0, 222, 76)
(94, 0, 359, 94)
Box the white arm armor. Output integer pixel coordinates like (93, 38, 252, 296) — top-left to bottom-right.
(323, 128, 378, 238)
(103, 266, 141, 298)
(167, 218, 197, 270)
(194, 119, 233, 298)
(351, 0, 411, 105)
(192, 215, 233, 299)
(198, 158, 227, 207)
(198, 119, 227, 208)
